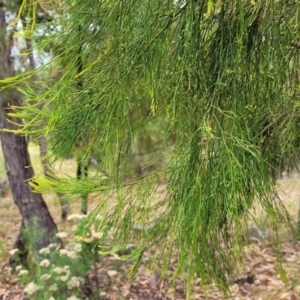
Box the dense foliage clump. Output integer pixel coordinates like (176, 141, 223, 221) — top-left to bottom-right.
(3, 0, 300, 293)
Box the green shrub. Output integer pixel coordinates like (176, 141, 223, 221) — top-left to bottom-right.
(13, 227, 96, 300)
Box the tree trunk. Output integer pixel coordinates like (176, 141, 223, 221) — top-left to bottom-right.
(0, 97, 58, 250)
(0, 7, 58, 260)
(77, 160, 89, 214)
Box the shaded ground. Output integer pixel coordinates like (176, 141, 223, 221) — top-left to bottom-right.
(2, 235, 300, 299)
(83, 239, 300, 300)
(1, 145, 300, 299)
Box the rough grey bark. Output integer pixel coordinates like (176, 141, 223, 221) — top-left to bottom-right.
(0, 7, 58, 260)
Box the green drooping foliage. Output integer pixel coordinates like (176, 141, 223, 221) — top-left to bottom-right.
(4, 0, 300, 292)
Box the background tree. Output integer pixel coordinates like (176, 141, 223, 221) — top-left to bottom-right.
(4, 0, 300, 292)
(0, 3, 58, 263)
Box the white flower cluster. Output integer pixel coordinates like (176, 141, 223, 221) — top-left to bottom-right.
(39, 259, 50, 267)
(38, 243, 58, 255)
(59, 249, 69, 256)
(15, 265, 22, 272)
(24, 282, 40, 295)
(49, 284, 58, 291)
(15, 265, 28, 277)
(73, 243, 82, 253)
(53, 266, 68, 274)
(60, 273, 70, 282)
(9, 248, 18, 256)
(67, 276, 84, 290)
(52, 266, 71, 282)
(18, 269, 28, 276)
(39, 247, 50, 254)
(48, 243, 58, 250)
(59, 249, 78, 259)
